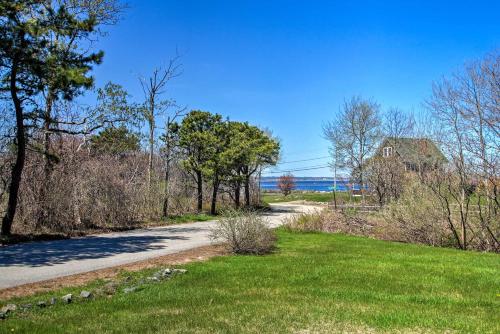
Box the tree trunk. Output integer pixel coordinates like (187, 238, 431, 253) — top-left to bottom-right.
(196, 170, 203, 212)
(210, 174, 219, 215)
(162, 123, 171, 218)
(376, 186, 384, 208)
(38, 92, 55, 226)
(2, 57, 25, 236)
(333, 164, 337, 210)
(234, 181, 241, 208)
(162, 163, 170, 218)
(460, 188, 467, 250)
(443, 197, 464, 250)
(244, 174, 250, 207)
(332, 188, 337, 210)
(462, 220, 467, 250)
(73, 181, 82, 226)
(148, 117, 154, 190)
(360, 175, 365, 204)
(257, 168, 262, 205)
(359, 147, 365, 204)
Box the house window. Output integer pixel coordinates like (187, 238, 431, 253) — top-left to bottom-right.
(383, 146, 393, 157)
(405, 162, 417, 172)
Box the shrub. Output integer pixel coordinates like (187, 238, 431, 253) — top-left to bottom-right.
(282, 211, 327, 232)
(382, 179, 450, 246)
(210, 211, 276, 254)
(277, 173, 295, 196)
(283, 209, 376, 237)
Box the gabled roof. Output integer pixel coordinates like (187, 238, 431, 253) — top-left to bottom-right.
(378, 137, 447, 165)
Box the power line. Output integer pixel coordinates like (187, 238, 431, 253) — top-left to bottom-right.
(264, 164, 331, 174)
(264, 163, 331, 173)
(276, 156, 330, 165)
(283, 148, 327, 157)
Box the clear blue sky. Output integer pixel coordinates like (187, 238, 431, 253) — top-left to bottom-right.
(89, 0, 499, 177)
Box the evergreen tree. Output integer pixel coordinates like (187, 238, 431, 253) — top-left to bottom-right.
(178, 110, 222, 212)
(0, 0, 103, 235)
(90, 126, 140, 155)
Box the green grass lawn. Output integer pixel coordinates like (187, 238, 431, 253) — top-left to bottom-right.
(1, 231, 499, 333)
(262, 191, 359, 204)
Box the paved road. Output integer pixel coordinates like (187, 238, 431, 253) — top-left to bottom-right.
(0, 203, 319, 289)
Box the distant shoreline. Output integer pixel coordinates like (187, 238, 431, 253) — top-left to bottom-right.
(260, 178, 361, 192)
(261, 176, 349, 182)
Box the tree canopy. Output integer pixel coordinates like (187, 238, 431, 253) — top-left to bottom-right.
(90, 126, 140, 155)
(176, 110, 279, 213)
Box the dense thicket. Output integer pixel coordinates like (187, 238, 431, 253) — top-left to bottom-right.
(0, 1, 279, 236)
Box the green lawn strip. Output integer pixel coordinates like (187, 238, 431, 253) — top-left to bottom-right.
(262, 192, 358, 204)
(164, 211, 248, 225)
(1, 231, 498, 333)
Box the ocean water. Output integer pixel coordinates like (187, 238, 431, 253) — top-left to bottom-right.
(260, 179, 360, 192)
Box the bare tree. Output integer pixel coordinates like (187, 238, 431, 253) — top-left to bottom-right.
(383, 107, 415, 141)
(161, 108, 185, 218)
(462, 54, 499, 245)
(35, 0, 125, 227)
(351, 107, 414, 208)
(277, 173, 295, 196)
(36, 83, 134, 226)
(139, 56, 182, 194)
(425, 51, 499, 251)
(324, 96, 382, 202)
(323, 125, 346, 209)
(366, 155, 406, 207)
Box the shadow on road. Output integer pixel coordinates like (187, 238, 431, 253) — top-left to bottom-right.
(0, 234, 187, 267)
(265, 204, 308, 215)
(142, 226, 207, 234)
(0, 205, 305, 268)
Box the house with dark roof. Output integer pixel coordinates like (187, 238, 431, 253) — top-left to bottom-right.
(376, 137, 447, 172)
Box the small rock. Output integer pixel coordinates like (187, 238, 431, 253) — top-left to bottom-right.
(80, 291, 92, 299)
(173, 269, 187, 274)
(156, 268, 173, 279)
(0, 304, 16, 313)
(61, 294, 73, 304)
(102, 282, 118, 295)
(21, 304, 32, 310)
(37, 301, 47, 308)
(147, 276, 159, 282)
(123, 287, 137, 294)
(50, 297, 57, 305)
(0, 311, 6, 319)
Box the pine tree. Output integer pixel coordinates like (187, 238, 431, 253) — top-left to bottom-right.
(0, 0, 103, 235)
